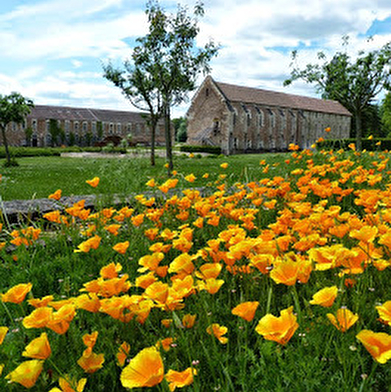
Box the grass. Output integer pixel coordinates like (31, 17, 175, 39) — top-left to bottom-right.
(0, 153, 288, 201)
(2, 147, 391, 390)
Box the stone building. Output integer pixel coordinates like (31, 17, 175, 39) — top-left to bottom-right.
(2, 105, 166, 147)
(187, 76, 351, 154)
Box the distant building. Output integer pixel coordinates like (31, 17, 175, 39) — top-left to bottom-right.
(186, 76, 352, 154)
(2, 105, 167, 147)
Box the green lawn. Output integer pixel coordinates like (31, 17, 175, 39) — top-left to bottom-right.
(0, 153, 290, 201)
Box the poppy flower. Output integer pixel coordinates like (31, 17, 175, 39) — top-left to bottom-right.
(232, 301, 259, 322)
(86, 177, 100, 187)
(100, 262, 122, 279)
(77, 352, 105, 374)
(22, 333, 51, 360)
(28, 295, 54, 308)
(182, 314, 196, 329)
(309, 286, 338, 307)
(74, 235, 101, 253)
(185, 174, 196, 183)
(117, 342, 131, 367)
(165, 367, 197, 391)
(255, 306, 298, 345)
(113, 241, 130, 255)
(1, 283, 32, 304)
(357, 330, 391, 363)
(5, 360, 44, 388)
(54, 376, 87, 392)
(0, 327, 8, 345)
(206, 323, 228, 344)
(376, 301, 391, 326)
(327, 308, 358, 332)
(220, 163, 228, 169)
(49, 189, 62, 200)
(23, 307, 53, 329)
(120, 347, 164, 389)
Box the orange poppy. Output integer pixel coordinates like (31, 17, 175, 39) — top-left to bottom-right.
(117, 342, 131, 367)
(357, 330, 391, 363)
(77, 351, 105, 374)
(5, 360, 44, 388)
(48, 189, 62, 200)
(327, 308, 358, 332)
(309, 286, 338, 307)
(0, 327, 8, 345)
(376, 301, 391, 326)
(255, 306, 298, 345)
(22, 333, 51, 360)
(1, 283, 32, 304)
(86, 177, 100, 188)
(182, 314, 196, 329)
(23, 307, 53, 329)
(232, 301, 259, 322)
(120, 347, 164, 388)
(165, 367, 197, 391)
(206, 323, 228, 344)
(113, 241, 130, 255)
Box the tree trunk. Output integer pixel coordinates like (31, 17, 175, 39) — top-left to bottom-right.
(150, 118, 157, 166)
(1, 125, 11, 165)
(355, 112, 362, 151)
(164, 104, 173, 176)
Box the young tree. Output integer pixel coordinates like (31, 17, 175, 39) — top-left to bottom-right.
(105, 1, 218, 173)
(284, 39, 391, 150)
(103, 61, 163, 166)
(0, 93, 34, 166)
(381, 92, 391, 137)
(142, 0, 218, 174)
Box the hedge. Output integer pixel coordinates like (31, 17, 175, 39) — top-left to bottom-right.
(316, 138, 391, 151)
(179, 145, 222, 154)
(0, 147, 127, 159)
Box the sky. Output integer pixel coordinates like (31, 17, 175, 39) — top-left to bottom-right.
(1, 0, 391, 118)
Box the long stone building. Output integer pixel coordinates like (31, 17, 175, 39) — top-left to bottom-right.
(187, 76, 351, 154)
(3, 105, 166, 147)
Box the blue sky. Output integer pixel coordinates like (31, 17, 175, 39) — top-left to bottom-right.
(1, 0, 391, 117)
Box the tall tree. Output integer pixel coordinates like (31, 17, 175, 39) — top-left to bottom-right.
(106, 0, 218, 174)
(284, 38, 391, 150)
(103, 61, 163, 166)
(381, 92, 391, 137)
(0, 93, 34, 166)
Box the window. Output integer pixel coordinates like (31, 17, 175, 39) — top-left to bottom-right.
(32, 119, 37, 131)
(247, 113, 251, 127)
(109, 123, 114, 134)
(46, 120, 50, 132)
(259, 110, 264, 127)
(74, 122, 79, 132)
(268, 110, 275, 128)
(280, 110, 286, 129)
(65, 120, 70, 134)
(117, 123, 121, 134)
(92, 122, 97, 134)
(213, 119, 220, 135)
(82, 121, 88, 133)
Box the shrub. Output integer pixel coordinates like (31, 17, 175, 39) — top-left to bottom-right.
(180, 145, 222, 154)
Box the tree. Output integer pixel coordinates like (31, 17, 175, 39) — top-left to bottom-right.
(284, 38, 391, 150)
(105, 0, 218, 173)
(0, 93, 34, 166)
(381, 92, 391, 137)
(103, 59, 163, 166)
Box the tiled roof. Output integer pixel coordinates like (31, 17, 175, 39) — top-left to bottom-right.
(215, 81, 351, 116)
(27, 105, 156, 123)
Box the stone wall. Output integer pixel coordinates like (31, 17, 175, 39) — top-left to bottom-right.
(1, 116, 166, 147)
(187, 83, 351, 155)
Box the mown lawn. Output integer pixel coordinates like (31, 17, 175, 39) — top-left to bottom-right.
(0, 153, 288, 201)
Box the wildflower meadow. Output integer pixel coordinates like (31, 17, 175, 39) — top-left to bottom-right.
(2, 143, 391, 391)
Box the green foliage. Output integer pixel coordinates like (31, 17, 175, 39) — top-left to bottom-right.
(48, 119, 62, 146)
(24, 127, 33, 146)
(381, 92, 391, 136)
(285, 37, 391, 150)
(316, 138, 391, 151)
(0, 92, 34, 165)
(180, 144, 221, 154)
(176, 118, 188, 142)
(97, 121, 103, 140)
